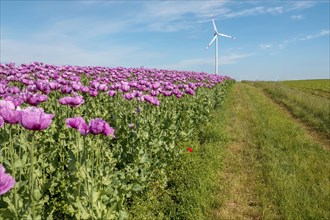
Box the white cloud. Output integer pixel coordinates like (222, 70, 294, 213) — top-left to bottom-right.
(161, 53, 253, 71)
(223, 1, 315, 19)
(139, 1, 228, 19)
(259, 44, 272, 49)
(279, 29, 330, 49)
(219, 53, 254, 65)
(224, 6, 288, 18)
(289, 1, 316, 11)
(299, 29, 330, 41)
(266, 6, 284, 14)
(224, 6, 266, 18)
(134, 1, 230, 32)
(31, 17, 129, 43)
(0, 39, 161, 67)
(291, 15, 304, 20)
(123, 1, 315, 32)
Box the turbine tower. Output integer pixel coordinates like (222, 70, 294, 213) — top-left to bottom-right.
(206, 14, 236, 74)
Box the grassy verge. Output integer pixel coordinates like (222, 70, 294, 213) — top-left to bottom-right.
(250, 81, 330, 142)
(127, 85, 233, 219)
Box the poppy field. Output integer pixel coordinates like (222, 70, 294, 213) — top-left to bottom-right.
(0, 62, 233, 219)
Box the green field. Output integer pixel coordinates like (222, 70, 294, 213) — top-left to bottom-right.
(282, 79, 330, 98)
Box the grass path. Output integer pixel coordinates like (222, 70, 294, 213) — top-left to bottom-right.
(210, 83, 330, 219)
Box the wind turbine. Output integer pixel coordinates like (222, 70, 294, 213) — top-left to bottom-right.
(206, 14, 236, 74)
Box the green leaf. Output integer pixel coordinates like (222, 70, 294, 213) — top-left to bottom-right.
(73, 200, 90, 220)
(132, 184, 143, 192)
(33, 189, 42, 201)
(118, 210, 129, 220)
(0, 208, 15, 220)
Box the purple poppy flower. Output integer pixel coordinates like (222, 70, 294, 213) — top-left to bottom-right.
(165, 85, 173, 90)
(143, 95, 160, 106)
(90, 81, 100, 89)
(81, 86, 90, 93)
(21, 78, 31, 85)
(98, 84, 108, 91)
(49, 81, 60, 90)
(0, 107, 21, 125)
(89, 118, 115, 137)
(20, 107, 54, 131)
(35, 80, 50, 93)
(27, 94, 48, 106)
(0, 85, 6, 94)
(27, 85, 37, 93)
(66, 116, 86, 129)
(150, 90, 158, 97)
(123, 93, 134, 100)
(59, 94, 84, 107)
(103, 123, 115, 137)
(175, 92, 183, 98)
(89, 118, 105, 135)
(107, 90, 116, 97)
(89, 89, 98, 97)
(152, 82, 160, 89)
(120, 83, 130, 92)
(72, 83, 82, 91)
(132, 91, 143, 98)
(78, 122, 90, 135)
(0, 100, 15, 110)
(66, 116, 89, 135)
(185, 88, 195, 95)
(4, 96, 24, 107)
(161, 91, 172, 97)
(61, 85, 72, 94)
(0, 164, 16, 195)
(8, 86, 20, 94)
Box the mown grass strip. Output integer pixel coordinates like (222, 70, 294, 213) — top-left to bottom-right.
(231, 83, 330, 219)
(251, 81, 330, 143)
(210, 83, 279, 219)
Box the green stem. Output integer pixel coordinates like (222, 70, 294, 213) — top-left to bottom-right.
(90, 143, 94, 220)
(42, 144, 46, 186)
(29, 132, 36, 219)
(83, 136, 93, 219)
(77, 131, 81, 199)
(9, 126, 19, 219)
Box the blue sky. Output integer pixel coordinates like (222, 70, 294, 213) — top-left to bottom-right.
(1, 1, 329, 80)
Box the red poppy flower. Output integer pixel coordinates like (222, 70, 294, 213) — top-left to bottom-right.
(187, 147, 193, 153)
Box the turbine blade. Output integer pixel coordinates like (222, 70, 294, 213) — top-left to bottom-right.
(211, 16, 218, 33)
(206, 35, 217, 50)
(218, 33, 236, 39)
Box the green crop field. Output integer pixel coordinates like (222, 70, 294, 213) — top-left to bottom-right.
(282, 79, 330, 98)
